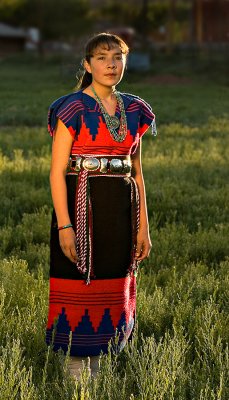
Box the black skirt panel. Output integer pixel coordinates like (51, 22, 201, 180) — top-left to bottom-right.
(50, 175, 132, 280)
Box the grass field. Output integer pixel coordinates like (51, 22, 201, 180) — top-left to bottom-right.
(0, 53, 228, 399)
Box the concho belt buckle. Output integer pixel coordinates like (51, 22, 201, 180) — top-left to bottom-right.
(109, 158, 123, 173)
(83, 157, 100, 171)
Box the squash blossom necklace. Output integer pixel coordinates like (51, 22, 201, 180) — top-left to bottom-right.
(91, 85, 128, 142)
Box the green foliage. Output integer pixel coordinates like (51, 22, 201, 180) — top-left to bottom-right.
(0, 57, 228, 398)
(0, 0, 27, 17)
(0, 0, 91, 40)
(91, 0, 192, 36)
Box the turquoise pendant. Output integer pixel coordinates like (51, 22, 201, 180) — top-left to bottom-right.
(110, 115, 120, 129)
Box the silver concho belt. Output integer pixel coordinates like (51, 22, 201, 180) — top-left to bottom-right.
(67, 155, 132, 175)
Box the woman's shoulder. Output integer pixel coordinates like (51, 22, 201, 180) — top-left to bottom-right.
(48, 90, 84, 137)
(120, 92, 152, 111)
(49, 90, 83, 110)
(121, 92, 157, 137)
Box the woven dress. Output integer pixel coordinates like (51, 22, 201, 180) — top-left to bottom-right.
(45, 89, 156, 357)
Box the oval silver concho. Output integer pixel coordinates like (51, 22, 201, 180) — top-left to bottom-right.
(109, 158, 123, 173)
(83, 157, 100, 171)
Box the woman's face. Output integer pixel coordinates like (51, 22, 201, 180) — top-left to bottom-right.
(84, 44, 126, 88)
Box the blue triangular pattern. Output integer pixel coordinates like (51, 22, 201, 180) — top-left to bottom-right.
(45, 308, 71, 354)
(84, 112, 100, 140)
(97, 308, 115, 334)
(117, 311, 127, 333)
(56, 307, 71, 333)
(74, 309, 95, 334)
(46, 308, 135, 357)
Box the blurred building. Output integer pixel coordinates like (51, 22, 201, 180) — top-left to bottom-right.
(0, 23, 40, 55)
(0, 22, 27, 55)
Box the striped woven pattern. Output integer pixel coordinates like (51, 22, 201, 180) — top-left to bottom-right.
(46, 276, 136, 356)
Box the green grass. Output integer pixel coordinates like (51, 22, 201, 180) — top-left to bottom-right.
(0, 54, 228, 399)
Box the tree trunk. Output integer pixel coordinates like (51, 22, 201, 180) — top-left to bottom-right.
(196, 0, 203, 46)
(167, 0, 176, 53)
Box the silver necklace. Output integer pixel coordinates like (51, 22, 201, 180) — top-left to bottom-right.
(91, 86, 128, 142)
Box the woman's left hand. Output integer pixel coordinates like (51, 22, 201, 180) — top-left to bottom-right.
(134, 228, 152, 261)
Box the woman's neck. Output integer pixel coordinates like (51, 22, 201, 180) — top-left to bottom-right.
(90, 82, 115, 101)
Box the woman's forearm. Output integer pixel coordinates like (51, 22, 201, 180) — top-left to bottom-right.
(50, 170, 71, 227)
(131, 144, 152, 260)
(131, 140, 150, 234)
(134, 172, 150, 233)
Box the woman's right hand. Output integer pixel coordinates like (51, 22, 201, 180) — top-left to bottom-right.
(59, 228, 78, 263)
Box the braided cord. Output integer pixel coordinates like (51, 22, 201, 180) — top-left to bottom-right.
(75, 170, 89, 275)
(127, 176, 140, 276)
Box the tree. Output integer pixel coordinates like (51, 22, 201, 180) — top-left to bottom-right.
(0, 0, 26, 19)
(0, 0, 91, 41)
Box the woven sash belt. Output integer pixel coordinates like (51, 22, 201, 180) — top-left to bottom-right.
(66, 155, 140, 284)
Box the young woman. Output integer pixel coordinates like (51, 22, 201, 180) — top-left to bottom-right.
(46, 32, 156, 378)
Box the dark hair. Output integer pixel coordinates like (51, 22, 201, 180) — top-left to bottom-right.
(77, 32, 129, 90)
